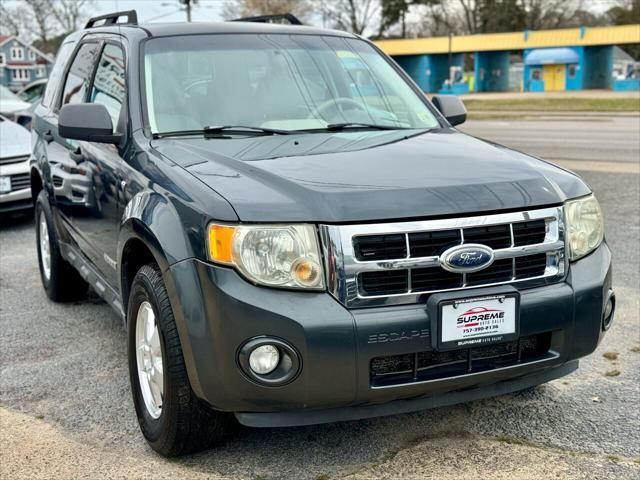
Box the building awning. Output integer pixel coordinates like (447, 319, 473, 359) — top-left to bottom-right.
(525, 48, 579, 65)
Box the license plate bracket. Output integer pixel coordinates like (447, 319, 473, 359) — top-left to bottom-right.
(427, 286, 520, 351)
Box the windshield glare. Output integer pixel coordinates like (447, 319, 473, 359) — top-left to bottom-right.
(143, 34, 439, 134)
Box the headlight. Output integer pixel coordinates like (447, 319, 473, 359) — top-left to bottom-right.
(207, 223, 324, 290)
(565, 194, 604, 261)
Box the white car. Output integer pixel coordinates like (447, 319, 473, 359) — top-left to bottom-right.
(0, 85, 31, 116)
(0, 115, 32, 213)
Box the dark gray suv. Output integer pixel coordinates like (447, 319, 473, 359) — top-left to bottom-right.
(30, 11, 614, 456)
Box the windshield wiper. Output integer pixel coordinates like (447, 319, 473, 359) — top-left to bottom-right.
(324, 122, 411, 131)
(153, 125, 292, 139)
(203, 125, 293, 135)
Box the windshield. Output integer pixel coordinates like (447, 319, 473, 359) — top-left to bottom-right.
(143, 34, 439, 134)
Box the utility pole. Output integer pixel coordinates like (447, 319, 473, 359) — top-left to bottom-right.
(180, 0, 194, 22)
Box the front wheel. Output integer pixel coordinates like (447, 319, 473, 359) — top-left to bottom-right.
(127, 263, 230, 456)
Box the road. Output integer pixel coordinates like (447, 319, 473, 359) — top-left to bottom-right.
(462, 115, 640, 165)
(1, 116, 639, 479)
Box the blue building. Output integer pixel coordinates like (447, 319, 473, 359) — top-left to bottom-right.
(0, 35, 54, 92)
(376, 25, 640, 93)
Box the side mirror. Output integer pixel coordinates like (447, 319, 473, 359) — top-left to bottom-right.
(58, 103, 122, 144)
(431, 95, 467, 127)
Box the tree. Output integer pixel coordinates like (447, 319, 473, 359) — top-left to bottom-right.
(607, 0, 640, 59)
(607, 0, 640, 25)
(51, 0, 94, 33)
(222, 0, 313, 23)
(323, 0, 380, 35)
(0, 0, 95, 55)
(23, 0, 55, 53)
(0, 3, 25, 37)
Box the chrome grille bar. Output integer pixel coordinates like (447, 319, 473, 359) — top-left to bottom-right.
(319, 207, 566, 308)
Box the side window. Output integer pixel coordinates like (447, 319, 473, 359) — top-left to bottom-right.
(60, 42, 99, 107)
(41, 42, 75, 108)
(90, 44, 126, 129)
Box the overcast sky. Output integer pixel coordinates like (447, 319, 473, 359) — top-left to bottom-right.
(93, 0, 225, 23)
(2, 0, 226, 24)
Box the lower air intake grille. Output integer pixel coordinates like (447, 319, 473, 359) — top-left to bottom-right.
(370, 332, 554, 387)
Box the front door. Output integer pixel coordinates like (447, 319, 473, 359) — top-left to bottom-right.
(71, 42, 127, 286)
(543, 64, 565, 91)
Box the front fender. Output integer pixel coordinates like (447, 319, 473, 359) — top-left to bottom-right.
(118, 189, 228, 401)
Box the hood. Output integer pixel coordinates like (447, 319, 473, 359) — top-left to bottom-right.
(0, 99, 31, 114)
(152, 129, 590, 223)
(0, 117, 31, 158)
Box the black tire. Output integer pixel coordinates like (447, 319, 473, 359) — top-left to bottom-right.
(35, 190, 88, 302)
(127, 263, 230, 457)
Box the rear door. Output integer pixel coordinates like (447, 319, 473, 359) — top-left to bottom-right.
(42, 41, 100, 242)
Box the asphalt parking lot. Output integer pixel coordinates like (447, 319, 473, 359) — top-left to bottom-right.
(1, 114, 639, 479)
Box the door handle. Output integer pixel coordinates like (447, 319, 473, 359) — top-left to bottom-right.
(69, 147, 84, 164)
(43, 130, 54, 143)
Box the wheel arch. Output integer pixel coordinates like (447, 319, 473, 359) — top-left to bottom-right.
(30, 167, 43, 204)
(118, 218, 171, 313)
(118, 212, 206, 402)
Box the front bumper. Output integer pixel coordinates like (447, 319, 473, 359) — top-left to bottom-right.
(0, 162, 31, 213)
(165, 242, 612, 426)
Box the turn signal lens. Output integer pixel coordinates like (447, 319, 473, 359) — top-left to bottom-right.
(291, 257, 322, 287)
(207, 224, 236, 264)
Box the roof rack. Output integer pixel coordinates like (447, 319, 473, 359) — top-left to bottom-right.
(230, 13, 303, 25)
(85, 10, 138, 29)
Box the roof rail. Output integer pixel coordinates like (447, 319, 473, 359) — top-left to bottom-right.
(230, 13, 303, 25)
(85, 10, 138, 29)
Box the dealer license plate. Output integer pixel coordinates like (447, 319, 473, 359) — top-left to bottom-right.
(440, 295, 517, 349)
(0, 176, 11, 194)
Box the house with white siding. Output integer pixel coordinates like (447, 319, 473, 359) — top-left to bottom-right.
(0, 35, 54, 91)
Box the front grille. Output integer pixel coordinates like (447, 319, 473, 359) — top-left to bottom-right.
(515, 253, 548, 278)
(466, 258, 514, 286)
(0, 155, 28, 166)
(409, 230, 461, 257)
(464, 224, 511, 249)
(359, 254, 549, 295)
(370, 332, 554, 387)
(360, 270, 408, 295)
(412, 267, 461, 291)
(320, 207, 565, 308)
(10, 173, 30, 191)
(513, 219, 546, 246)
(354, 234, 406, 261)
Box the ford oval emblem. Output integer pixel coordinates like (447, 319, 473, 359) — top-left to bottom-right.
(440, 244, 495, 273)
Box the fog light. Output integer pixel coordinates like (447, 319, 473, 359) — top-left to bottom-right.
(602, 291, 615, 331)
(604, 299, 613, 320)
(249, 345, 280, 375)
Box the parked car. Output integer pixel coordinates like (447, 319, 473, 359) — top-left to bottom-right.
(0, 115, 32, 214)
(30, 11, 614, 457)
(0, 85, 31, 117)
(17, 79, 48, 104)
